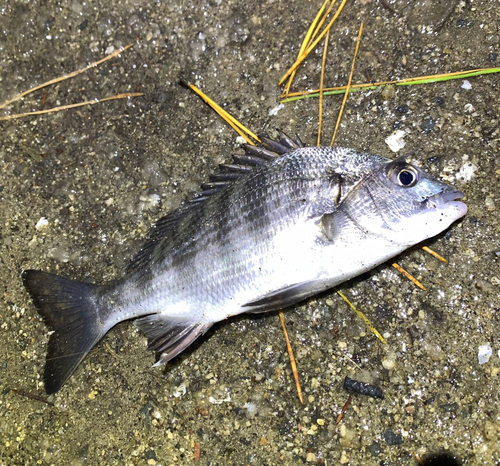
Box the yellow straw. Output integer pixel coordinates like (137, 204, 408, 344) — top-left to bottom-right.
(0, 45, 134, 110)
(279, 311, 304, 404)
(279, 0, 348, 86)
(184, 82, 260, 145)
(330, 22, 363, 146)
(337, 290, 386, 344)
(317, 29, 330, 146)
(0, 93, 144, 121)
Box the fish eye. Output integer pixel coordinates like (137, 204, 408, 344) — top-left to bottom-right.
(396, 167, 418, 187)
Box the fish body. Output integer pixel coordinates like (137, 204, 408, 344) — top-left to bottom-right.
(23, 133, 467, 393)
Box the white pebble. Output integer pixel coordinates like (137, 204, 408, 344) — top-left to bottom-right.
(384, 130, 407, 153)
(478, 344, 492, 365)
(461, 80, 472, 90)
(35, 217, 49, 230)
(268, 103, 284, 116)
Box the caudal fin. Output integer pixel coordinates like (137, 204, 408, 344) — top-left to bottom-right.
(22, 270, 108, 394)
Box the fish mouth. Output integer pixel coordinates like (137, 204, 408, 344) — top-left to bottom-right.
(428, 189, 468, 217)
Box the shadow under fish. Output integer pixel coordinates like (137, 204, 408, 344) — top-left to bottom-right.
(22, 131, 467, 394)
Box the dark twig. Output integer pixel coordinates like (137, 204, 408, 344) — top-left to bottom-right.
(11, 388, 54, 406)
(336, 394, 353, 424)
(434, 0, 460, 32)
(379, 0, 398, 15)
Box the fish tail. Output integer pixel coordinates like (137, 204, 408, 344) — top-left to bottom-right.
(22, 270, 109, 394)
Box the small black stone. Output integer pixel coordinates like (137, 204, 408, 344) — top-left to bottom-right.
(434, 96, 445, 107)
(440, 402, 459, 413)
(397, 104, 409, 114)
(79, 19, 89, 31)
(393, 121, 401, 129)
(343, 376, 384, 399)
(456, 19, 473, 28)
(371, 443, 382, 456)
(384, 429, 403, 445)
(420, 118, 435, 133)
(489, 53, 498, 62)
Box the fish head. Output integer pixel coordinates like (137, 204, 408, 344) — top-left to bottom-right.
(340, 157, 467, 245)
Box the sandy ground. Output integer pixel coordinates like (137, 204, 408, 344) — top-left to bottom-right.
(0, 0, 499, 465)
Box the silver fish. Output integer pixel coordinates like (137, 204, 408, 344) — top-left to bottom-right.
(22, 132, 467, 394)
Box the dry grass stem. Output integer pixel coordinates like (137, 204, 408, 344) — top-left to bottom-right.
(330, 22, 363, 146)
(391, 263, 426, 291)
(0, 44, 133, 110)
(282, 67, 498, 100)
(279, 0, 348, 86)
(0, 93, 144, 121)
(317, 29, 330, 146)
(336, 290, 386, 344)
(284, 0, 331, 96)
(422, 246, 448, 263)
(184, 81, 260, 145)
(279, 311, 304, 404)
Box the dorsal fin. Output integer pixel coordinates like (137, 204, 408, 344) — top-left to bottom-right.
(126, 130, 303, 272)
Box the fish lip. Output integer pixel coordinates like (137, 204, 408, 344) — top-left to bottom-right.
(436, 189, 465, 203)
(427, 189, 468, 215)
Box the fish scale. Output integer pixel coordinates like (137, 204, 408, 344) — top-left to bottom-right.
(22, 132, 467, 394)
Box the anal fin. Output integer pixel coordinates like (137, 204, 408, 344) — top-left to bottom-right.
(135, 315, 212, 366)
(242, 280, 324, 314)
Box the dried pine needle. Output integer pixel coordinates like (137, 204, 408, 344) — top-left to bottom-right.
(194, 442, 201, 462)
(0, 93, 144, 121)
(336, 290, 387, 344)
(413, 451, 425, 466)
(0, 44, 133, 110)
(183, 81, 260, 145)
(309, 0, 339, 49)
(281, 67, 500, 102)
(279, 311, 304, 404)
(284, 0, 331, 97)
(317, 29, 330, 147)
(336, 394, 352, 424)
(422, 246, 448, 263)
(330, 22, 363, 146)
(391, 263, 426, 291)
(279, 0, 348, 86)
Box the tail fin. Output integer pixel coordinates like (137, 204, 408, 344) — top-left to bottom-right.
(22, 270, 108, 394)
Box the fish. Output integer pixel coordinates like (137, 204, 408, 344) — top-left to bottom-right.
(22, 131, 467, 394)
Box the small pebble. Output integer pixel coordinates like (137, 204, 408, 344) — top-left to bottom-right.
(478, 344, 492, 364)
(434, 96, 445, 107)
(35, 217, 49, 230)
(485, 196, 496, 211)
(461, 80, 472, 90)
(385, 130, 406, 152)
(370, 443, 381, 456)
(420, 118, 435, 133)
(384, 429, 402, 445)
(381, 84, 396, 100)
(382, 352, 396, 370)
